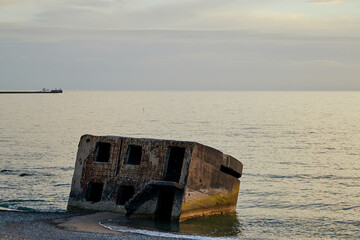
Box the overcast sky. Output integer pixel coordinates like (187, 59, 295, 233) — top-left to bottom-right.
(1, 0, 359, 90)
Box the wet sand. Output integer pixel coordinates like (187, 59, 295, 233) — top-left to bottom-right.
(0, 209, 186, 240)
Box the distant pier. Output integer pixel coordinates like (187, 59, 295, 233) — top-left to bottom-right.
(0, 91, 51, 94)
(0, 89, 63, 94)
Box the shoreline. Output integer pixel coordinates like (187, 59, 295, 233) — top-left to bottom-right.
(0, 209, 188, 240)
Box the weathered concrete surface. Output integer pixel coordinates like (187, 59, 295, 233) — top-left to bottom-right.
(180, 144, 241, 221)
(68, 134, 243, 222)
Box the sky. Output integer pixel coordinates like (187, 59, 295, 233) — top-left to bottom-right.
(0, 0, 359, 90)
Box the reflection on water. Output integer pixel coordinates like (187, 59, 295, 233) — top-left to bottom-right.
(180, 213, 243, 237)
(100, 213, 243, 238)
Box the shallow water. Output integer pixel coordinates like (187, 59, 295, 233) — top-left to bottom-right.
(100, 213, 243, 239)
(0, 91, 359, 239)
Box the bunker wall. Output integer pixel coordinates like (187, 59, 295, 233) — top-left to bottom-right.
(68, 134, 194, 219)
(180, 143, 242, 221)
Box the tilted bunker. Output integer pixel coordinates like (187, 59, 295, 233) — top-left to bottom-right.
(68, 134, 243, 222)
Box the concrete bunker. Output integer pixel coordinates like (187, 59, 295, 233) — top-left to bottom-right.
(68, 135, 243, 222)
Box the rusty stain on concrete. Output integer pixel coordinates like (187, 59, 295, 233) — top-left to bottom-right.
(67, 134, 243, 222)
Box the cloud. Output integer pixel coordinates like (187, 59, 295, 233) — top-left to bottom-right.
(0, 0, 116, 8)
(291, 59, 351, 68)
(0, 0, 27, 7)
(77, 57, 105, 62)
(31, 0, 233, 30)
(0, 0, 359, 37)
(307, 0, 347, 4)
(1, 26, 359, 91)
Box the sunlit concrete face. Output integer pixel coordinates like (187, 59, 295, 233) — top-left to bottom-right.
(67, 135, 243, 221)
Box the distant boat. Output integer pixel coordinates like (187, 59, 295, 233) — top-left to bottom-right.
(42, 88, 63, 93)
(50, 88, 63, 93)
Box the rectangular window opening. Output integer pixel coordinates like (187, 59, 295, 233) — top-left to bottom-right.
(125, 145, 142, 165)
(220, 165, 241, 178)
(163, 147, 185, 182)
(95, 142, 111, 163)
(86, 182, 103, 203)
(116, 185, 135, 205)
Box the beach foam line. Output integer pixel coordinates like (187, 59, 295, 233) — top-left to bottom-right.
(0, 206, 23, 212)
(99, 221, 239, 240)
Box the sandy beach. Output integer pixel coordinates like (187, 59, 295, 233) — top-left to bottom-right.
(0, 209, 189, 240)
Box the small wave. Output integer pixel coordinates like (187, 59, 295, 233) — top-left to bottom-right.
(19, 173, 34, 177)
(265, 174, 342, 180)
(294, 203, 333, 210)
(334, 220, 360, 227)
(31, 166, 58, 170)
(1, 170, 37, 177)
(242, 127, 260, 130)
(0, 204, 35, 212)
(336, 176, 360, 180)
(60, 167, 74, 171)
(99, 222, 239, 240)
(53, 183, 70, 187)
(6, 199, 45, 203)
(313, 175, 335, 179)
(266, 174, 311, 179)
(41, 173, 56, 177)
(282, 146, 305, 150)
(339, 183, 360, 187)
(324, 147, 336, 150)
(243, 202, 334, 211)
(14, 206, 36, 211)
(279, 162, 292, 165)
(282, 131, 299, 135)
(342, 206, 360, 211)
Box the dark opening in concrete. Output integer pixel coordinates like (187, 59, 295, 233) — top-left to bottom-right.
(155, 190, 175, 221)
(125, 145, 142, 165)
(86, 182, 103, 202)
(95, 142, 111, 163)
(115, 140, 123, 177)
(117, 185, 135, 205)
(163, 147, 185, 182)
(220, 165, 241, 178)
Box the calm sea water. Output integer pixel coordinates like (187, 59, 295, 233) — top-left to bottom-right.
(0, 91, 359, 239)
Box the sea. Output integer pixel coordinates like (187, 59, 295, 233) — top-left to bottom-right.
(0, 91, 359, 239)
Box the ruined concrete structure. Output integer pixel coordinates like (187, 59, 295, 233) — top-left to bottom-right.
(68, 134, 243, 222)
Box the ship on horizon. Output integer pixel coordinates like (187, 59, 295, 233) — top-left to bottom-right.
(42, 88, 63, 93)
